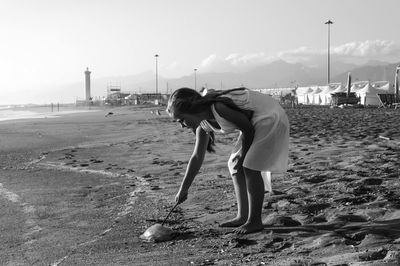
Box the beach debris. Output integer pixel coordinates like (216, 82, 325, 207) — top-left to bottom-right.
(378, 135, 391, 140)
(140, 202, 180, 242)
(140, 223, 176, 242)
(105, 112, 114, 117)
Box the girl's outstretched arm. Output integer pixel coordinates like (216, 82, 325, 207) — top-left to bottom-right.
(176, 126, 210, 203)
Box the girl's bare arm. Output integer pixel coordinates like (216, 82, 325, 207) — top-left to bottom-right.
(178, 126, 210, 194)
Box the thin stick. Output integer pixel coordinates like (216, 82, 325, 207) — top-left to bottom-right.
(161, 202, 179, 226)
(379, 135, 390, 141)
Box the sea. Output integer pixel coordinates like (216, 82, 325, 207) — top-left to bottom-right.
(0, 105, 97, 122)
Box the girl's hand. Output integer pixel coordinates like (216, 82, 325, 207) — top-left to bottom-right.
(232, 153, 244, 171)
(175, 189, 188, 204)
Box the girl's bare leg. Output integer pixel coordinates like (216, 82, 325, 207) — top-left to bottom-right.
(234, 167, 264, 234)
(219, 167, 248, 227)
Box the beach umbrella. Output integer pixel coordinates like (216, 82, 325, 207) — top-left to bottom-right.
(347, 72, 351, 97)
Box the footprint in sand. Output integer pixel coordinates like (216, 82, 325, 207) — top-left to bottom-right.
(343, 232, 367, 246)
(311, 215, 327, 223)
(264, 215, 302, 227)
(335, 195, 376, 205)
(384, 191, 400, 207)
(308, 263, 328, 266)
(303, 203, 331, 215)
(264, 238, 293, 253)
(360, 177, 383, 186)
(331, 214, 368, 223)
(356, 170, 370, 177)
(353, 185, 375, 196)
(89, 158, 104, 164)
(302, 174, 328, 184)
(228, 238, 257, 248)
(359, 248, 388, 262)
(64, 153, 75, 159)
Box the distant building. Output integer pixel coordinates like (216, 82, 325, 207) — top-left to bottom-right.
(104, 92, 168, 106)
(85, 67, 91, 101)
(105, 92, 131, 106)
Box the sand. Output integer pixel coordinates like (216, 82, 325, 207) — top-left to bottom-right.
(0, 105, 400, 266)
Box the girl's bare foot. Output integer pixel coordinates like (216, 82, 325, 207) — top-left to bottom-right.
(234, 222, 264, 234)
(219, 217, 247, 227)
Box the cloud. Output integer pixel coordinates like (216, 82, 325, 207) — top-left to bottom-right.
(201, 54, 218, 67)
(159, 61, 189, 78)
(277, 40, 400, 64)
(200, 54, 237, 72)
(277, 46, 323, 64)
(332, 40, 398, 57)
(198, 40, 400, 73)
(166, 61, 178, 70)
(226, 52, 274, 66)
(200, 53, 276, 72)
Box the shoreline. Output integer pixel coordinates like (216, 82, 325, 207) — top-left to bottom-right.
(1, 106, 400, 265)
(0, 105, 103, 122)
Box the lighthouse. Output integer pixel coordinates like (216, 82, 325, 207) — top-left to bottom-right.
(84, 67, 91, 101)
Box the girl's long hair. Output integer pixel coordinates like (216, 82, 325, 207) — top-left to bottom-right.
(167, 87, 248, 153)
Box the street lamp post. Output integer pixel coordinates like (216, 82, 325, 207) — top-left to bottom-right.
(325, 20, 333, 85)
(154, 54, 159, 94)
(194, 68, 198, 90)
(395, 65, 400, 102)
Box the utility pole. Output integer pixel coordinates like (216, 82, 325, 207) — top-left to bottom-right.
(325, 20, 333, 85)
(154, 54, 159, 94)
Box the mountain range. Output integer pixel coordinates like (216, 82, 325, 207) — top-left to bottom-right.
(58, 60, 400, 101)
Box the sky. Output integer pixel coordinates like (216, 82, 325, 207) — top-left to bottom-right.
(1, 0, 400, 104)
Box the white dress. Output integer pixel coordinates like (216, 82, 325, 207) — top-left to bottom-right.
(200, 89, 289, 192)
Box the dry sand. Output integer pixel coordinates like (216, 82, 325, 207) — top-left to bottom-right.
(0, 105, 400, 266)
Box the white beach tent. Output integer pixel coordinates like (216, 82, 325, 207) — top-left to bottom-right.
(296, 86, 314, 104)
(372, 81, 392, 92)
(352, 81, 392, 106)
(310, 87, 323, 105)
(318, 83, 343, 105)
(330, 83, 346, 93)
(319, 85, 335, 105)
(296, 84, 341, 105)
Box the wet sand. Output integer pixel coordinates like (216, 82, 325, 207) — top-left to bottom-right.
(1, 105, 400, 265)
